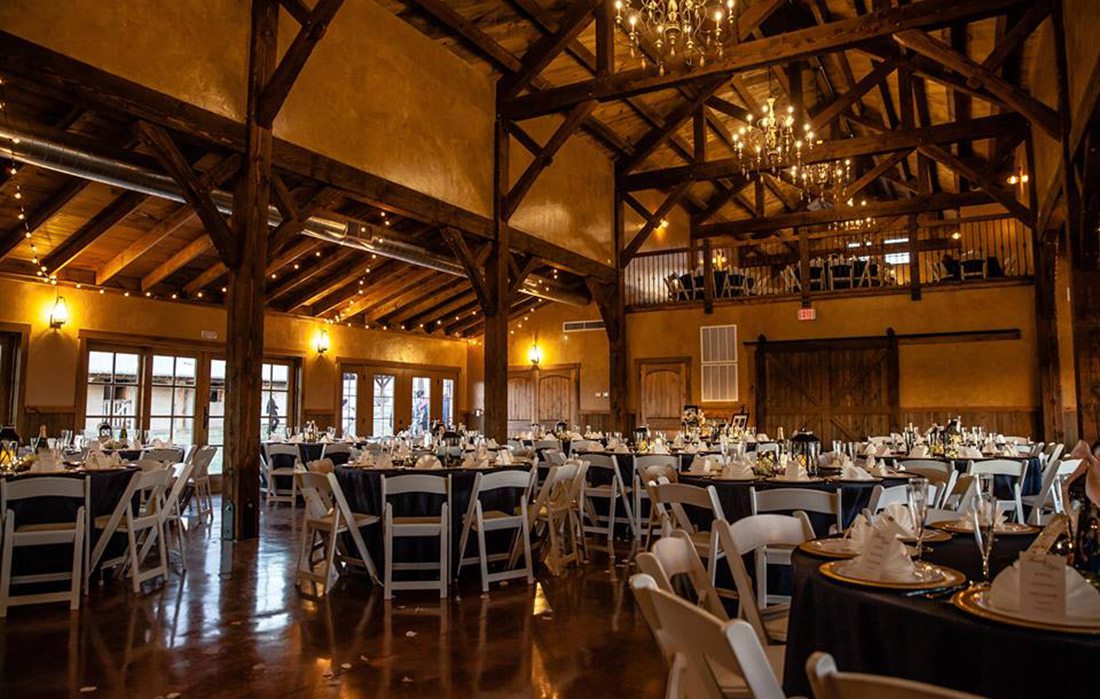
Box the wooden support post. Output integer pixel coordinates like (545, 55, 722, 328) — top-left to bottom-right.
(908, 214, 921, 300)
(591, 177, 629, 436)
(886, 328, 902, 432)
(797, 227, 811, 308)
(702, 238, 715, 313)
(223, 0, 278, 541)
(483, 87, 511, 442)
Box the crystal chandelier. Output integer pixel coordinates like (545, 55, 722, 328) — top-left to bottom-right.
(614, 0, 740, 74)
(732, 94, 815, 175)
(828, 199, 876, 232)
(788, 159, 852, 205)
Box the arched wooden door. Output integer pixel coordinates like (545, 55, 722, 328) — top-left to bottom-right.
(638, 358, 690, 431)
(507, 365, 579, 432)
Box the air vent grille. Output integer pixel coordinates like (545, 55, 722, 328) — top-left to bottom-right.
(700, 324, 738, 402)
(562, 320, 605, 333)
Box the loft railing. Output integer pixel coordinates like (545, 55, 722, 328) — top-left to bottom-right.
(623, 215, 1033, 309)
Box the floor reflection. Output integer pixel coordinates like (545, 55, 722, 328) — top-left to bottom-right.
(0, 497, 664, 698)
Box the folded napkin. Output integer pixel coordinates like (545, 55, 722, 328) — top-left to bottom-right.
(414, 454, 442, 470)
(845, 513, 875, 550)
(683, 444, 698, 454)
(85, 451, 122, 470)
(954, 502, 1008, 530)
(320, 434, 332, 444)
(840, 463, 875, 481)
(863, 443, 878, 457)
(989, 560, 1100, 620)
(486, 438, 499, 449)
(864, 455, 890, 477)
(689, 455, 721, 475)
(959, 446, 983, 459)
(845, 530, 916, 582)
(909, 445, 929, 458)
(354, 451, 375, 468)
(587, 442, 605, 452)
(461, 455, 490, 469)
(614, 444, 631, 453)
(496, 449, 513, 465)
(776, 458, 809, 481)
(374, 453, 393, 470)
(289, 435, 303, 444)
(878, 502, 917, 538)
(672, 433, 684, 448)
(151, 438, 170, 449)
(756, 433, 769, 442)
(722, 461, 755, 480)
(651, 443, 669, 455)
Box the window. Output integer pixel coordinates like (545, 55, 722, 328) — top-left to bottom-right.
(340, 372, 358, 437)
(148, 354, 196, 446)
(261, 362, 292, 439)
(372, 374, 395, 436)
(700, 325, 739, 402)
(208, 359, 226, 474)
(441, 378, 454, 427)
(84, 350, 141, 436)
(411, 376, 431, 433)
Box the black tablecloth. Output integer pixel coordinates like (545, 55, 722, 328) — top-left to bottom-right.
(333, 465, 530, 577)
(783, 534, 1100, 698)
(2, 467, 137, 577)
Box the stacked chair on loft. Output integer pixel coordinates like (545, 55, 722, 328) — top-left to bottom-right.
(263, 444, 302, 507)
(294, 471, 379, 596)
(580, 453, 637, 562)
(381, 474, 451, 599)
(0, 476, 88, 617)
(455, 468, 536, 592)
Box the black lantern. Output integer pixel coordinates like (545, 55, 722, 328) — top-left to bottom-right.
(790, 427, 821, 476)
(98, 420, 113, 441)
(555, 419, 568, 435)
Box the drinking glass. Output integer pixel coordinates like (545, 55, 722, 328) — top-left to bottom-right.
(906, 477, 930, 560)
(972, 491, 997, 584)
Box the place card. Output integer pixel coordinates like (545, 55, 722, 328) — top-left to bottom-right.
(1019, 551, 1066, 620)
(858, 528, 894, 577)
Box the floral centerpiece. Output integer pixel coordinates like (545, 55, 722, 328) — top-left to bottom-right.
(682, 405, 706, 440)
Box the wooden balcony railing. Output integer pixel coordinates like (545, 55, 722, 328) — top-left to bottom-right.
(624, 215, 1033, 309)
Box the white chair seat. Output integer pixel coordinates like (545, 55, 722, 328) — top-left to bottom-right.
(762, 611, 789, 644)
(392, 515, 444, 527)
(712, 642, 786, 698)
(586, 484, 616, 497)
(15, 521, 80, 533)
(306, 511, 379, 529)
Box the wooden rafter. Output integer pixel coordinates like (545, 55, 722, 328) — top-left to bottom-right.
(501, 0, 600, 99)
(257, 0, 345, 127)
(916, 144, 1032, 225)
(809, 59, 897, 132)
(845, 150, 913, 200)
(441, 227, 490, 311)
(336, 267, 438, 322)
(141, 233, 213, 292)
(623, 76, 728, 172)
(623, 182, 691, 262)
(42, 191, 148, 275)
(977, 0, 1053, 79)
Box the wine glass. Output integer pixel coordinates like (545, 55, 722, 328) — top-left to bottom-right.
(906, 477, 930, 560)
(972, 491, 997, 584)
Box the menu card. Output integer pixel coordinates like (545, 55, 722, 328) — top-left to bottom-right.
(1019, 551, 1066, 620)
(858, 528, 894, 576)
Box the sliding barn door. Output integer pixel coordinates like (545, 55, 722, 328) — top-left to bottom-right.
(756, 337, 898, 442)
(507, 366, 579, 432)
(638, 359, 690, 431)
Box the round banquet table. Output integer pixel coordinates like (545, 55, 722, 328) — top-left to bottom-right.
(1, 467, 138, 578)
(679, 474, 910, 532)
(783, 533, 1100, 698)
(333, 464, 532, 577)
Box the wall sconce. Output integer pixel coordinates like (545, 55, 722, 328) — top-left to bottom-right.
(49, 294, 69, 329)
(528, 343, 542, 369)
(315, 328, 330, 355)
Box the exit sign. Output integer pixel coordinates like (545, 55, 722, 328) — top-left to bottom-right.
(798, 307, 816, 321)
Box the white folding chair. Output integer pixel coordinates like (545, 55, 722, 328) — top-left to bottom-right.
(636, 529, 727, 621)
(528, 462, 587, 575)
(581, 454, 638, 560)
(807, 651, 985, 699)
(456, 468, 535, 592)
(902, 465, 958, 509)
(95, 468, 171, 594)
(294, 471, 380, 595)
(866, 483, 939, 515)
(0, 476, 88, 616)
(630, 573, 787, 699)
(650, 480, 727, 584)
(381, 474, 451, 599)
(634, 455, 681, 547)
(188, 445, 217, 521)
(263, 443, 301, 507)
(967, 459, 1027, 522)
(141, 447, 184, 465)
(1023, 458, 1082, 525)
(155, 456, 197, 572)
(716, 513, 814, 643)
(320, 442, 352, 466)
(751, 487, 842, 536)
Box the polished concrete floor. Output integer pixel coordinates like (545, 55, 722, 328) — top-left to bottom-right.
(0, 497, 665, 698)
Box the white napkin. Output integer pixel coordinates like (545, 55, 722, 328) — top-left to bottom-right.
(845, 530, 916, 582)
(877, 502, 917, 538)
(722, 461, 755, 480)
(414, 454, 442, 470)
(31, 452, 63, 473)
(85, 451, 122, 470)
(320, 434, 332, 444)
(289, 435, 303, 444)
(845, 513, 875, 550)
(777, 457, 809, 481)
(614, 444, 630, 453)
(756, 433, 769, 442)
(954, 502, 1008, 530)
(461, 455, 490, 469)
(689, 455, 720, 475)
(672, 433, 684, 448)
(587, 442, 605, 452)
(840, 463, 875, 481)
(374, 453, 393, 470)
(486, 438, 499, 449)
(683, 444, 698, 454)
(863, 443, 877, 457)
(989, 561, 1100, 620)
(496, 449, 513, 465)
(651, 443, 669, 455)
(355, 451, 375, 468)
(909, 445, 928, 458)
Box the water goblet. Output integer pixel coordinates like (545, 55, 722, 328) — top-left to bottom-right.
(906, 477, 930, 561)
(971, 491, 997, 584)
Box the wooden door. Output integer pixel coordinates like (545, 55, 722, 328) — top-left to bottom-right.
(507, 371, 535, 434)
(756, 336, 898, 442)
(507, 366, 579, 432)
(638, 359, 690, 431)
(538, 372, 573, 424)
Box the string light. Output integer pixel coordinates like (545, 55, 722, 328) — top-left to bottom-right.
(0, 75, 37, 271)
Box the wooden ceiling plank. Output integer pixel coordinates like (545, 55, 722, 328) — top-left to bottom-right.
(141, 233, 213, 292)
(979, 0, 1053, 77)
(502, 0, 601, 99)
(916, 143, 1032, 225)
(623, 76, 728, 172)
(42, 190, 148, 275)
(0, 178, 87, 261)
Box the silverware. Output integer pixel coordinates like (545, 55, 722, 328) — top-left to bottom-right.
(902, 582, 968, 599)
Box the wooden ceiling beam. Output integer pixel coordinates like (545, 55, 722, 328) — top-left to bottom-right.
(267, 182, 342, 259)
(410, 288, 480, 330)
(809, 58, 898, 132)
(695, 191, 993, 239)
(384, 280, 474, 327)
(622, 182, 691, 262)
(845, 150, 913, 200)
(334, 267, 437, 322)
(978, 0, 1053, 79)
(624, 113, 1023, 191)
(364, 273, 459, 328)
(441, 227, 490, 311)
(916, 144, 1032, 225)
(623, 76, 728, 172)
(269, 247, 360, 305)
(282, 255, 374, 312)
(42, 190, 148, 275)
(257, 0, 345, 127)
(501, 0, 600, 99)
(0, 178, 86, 262)
(502, 0, 1027, 119)
(141, 233, 215, 292)
(893, 29, 1059, 139)
(96, 153, 240, 285)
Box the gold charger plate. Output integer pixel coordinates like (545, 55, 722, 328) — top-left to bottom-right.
(953, 585, 1100, 635)
(899, 528, 953, 544)
(766, 476, 826, 484)
(820, 560, 967, 591)
(930, 520, 1040, 536)
(799, 538, 861, 559)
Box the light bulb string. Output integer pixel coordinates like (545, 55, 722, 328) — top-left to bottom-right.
(0, 75, 37, 274)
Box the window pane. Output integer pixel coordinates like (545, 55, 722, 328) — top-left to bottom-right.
(114, 353, 140, 384)
(150, 386, 175, 415)
(211, 359, 226, 381)
(176, 356, 196, 384)
(151, 355, 175, 385)
(87, 351, 114, 383)
(442, 378, 454, 426)
(412, 376, 430, 433)
(149, 417, 173, 442)
(341, 372, 358, 437)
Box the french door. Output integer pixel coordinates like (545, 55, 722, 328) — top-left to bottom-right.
(339, 364, 458, 437)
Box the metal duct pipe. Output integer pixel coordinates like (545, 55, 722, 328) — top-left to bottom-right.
(0, 124, 590, 306)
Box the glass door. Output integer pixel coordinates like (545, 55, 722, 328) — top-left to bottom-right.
(148, 354, 197, 446)
(372, 373, 395, 436)
(340, 371, 358, 437)
(84, 349, 142, 436)
(411, 376, 431, 434)
(207, 359, 226, 474)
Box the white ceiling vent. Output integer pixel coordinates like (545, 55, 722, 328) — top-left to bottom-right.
(563, 320, 605, 333)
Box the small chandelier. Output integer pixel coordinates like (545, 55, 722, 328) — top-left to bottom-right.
(788, 159, 852, 205)
(614, 0, 740, 74)
(828, 199, 875, 233)
(732, 93, 815, 175)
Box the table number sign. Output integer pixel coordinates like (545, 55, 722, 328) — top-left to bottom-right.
(1019, 551, 1066, 620)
